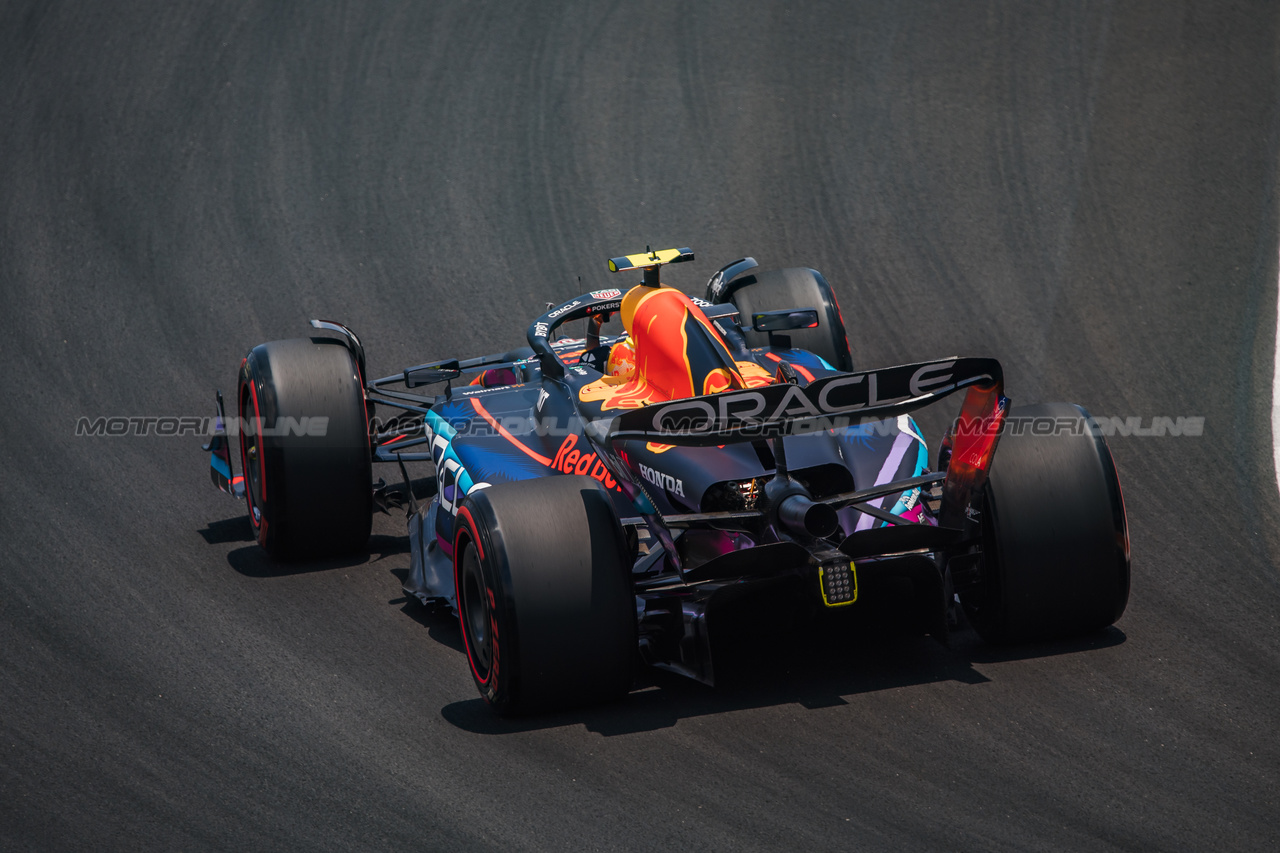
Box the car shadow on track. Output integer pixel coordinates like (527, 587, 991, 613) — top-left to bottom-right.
(208, 510, 1127, 733)
(198, 515, 255, 544)
(203, 474, 432, 572)
(388, 568, 467, 654)
(438, 615, 1127, 736)
(224, 533, 412, 577)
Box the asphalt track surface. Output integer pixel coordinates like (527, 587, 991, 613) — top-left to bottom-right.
(2, 2, 1279, 850)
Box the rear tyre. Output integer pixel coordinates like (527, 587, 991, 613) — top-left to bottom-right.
(238, 337, 372, 559)
(719, 267, 853, 371)
(453, 476, 636, 715)
(961, 402, 1130, 643)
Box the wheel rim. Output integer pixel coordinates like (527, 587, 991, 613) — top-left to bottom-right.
(460, 545, 493, 680)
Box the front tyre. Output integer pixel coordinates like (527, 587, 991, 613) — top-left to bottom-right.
(238, 337, 372, 560)
(453, 476, 636, 715)
(961, 402, 1130, 643)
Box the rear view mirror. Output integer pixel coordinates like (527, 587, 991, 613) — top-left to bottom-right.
(404, 360, 462, 388)
(751, 309, 819, 332)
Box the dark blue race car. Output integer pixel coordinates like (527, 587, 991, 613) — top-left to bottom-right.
(204, 247, 1130, 714)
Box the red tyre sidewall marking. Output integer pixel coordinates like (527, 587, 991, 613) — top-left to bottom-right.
(454, 506, 497, 692)
(248, 373, 266, 504)
(239, 369, 269, 545)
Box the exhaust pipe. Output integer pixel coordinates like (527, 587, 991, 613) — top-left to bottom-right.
(777, 494, 839, 539)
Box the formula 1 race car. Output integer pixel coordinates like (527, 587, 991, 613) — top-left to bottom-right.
(204, 247, 1130, 714)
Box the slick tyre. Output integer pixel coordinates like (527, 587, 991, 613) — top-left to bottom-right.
(722, 267, 853, 371)
(453, 476, 636, 715)
(238, 337, 372, 560)
(961, 402, 1130, 643)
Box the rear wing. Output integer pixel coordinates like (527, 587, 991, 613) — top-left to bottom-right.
(589, 357, 1004, 446)
(585, 356, 1009, 540)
